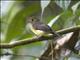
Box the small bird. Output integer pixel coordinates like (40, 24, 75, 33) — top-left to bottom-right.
(26, 16, 60, 37)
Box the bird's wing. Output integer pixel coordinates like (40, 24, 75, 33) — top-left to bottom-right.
(34, 22, 60, 37)
(33, 22, 52, 33)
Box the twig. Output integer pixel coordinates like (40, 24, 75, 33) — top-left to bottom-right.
(0, 25, 80, 49)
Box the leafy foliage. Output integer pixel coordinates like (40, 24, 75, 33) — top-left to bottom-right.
(1, 0, 80, 60)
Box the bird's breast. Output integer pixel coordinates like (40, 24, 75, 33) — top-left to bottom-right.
(27, 23, 44, 36)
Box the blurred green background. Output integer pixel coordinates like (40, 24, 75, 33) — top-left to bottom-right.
(0, 0, 80, 60)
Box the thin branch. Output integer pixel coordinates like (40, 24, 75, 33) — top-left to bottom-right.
(57, 25, 80, 34)
(0, 25, 80, 49)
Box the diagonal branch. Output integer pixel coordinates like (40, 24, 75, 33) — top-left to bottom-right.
(0, 25, 80, 49)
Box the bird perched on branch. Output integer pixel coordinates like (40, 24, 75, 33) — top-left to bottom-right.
(26, 16, 60, 38)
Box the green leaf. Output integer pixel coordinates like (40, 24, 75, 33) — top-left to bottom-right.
(71, 1, 80, 14)
(55, 0, 71, 10)
(48, 14, 61, 27)
(4, 2, 41, 42)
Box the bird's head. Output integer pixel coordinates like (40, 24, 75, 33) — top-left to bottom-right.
(27, 16, 40, 23)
